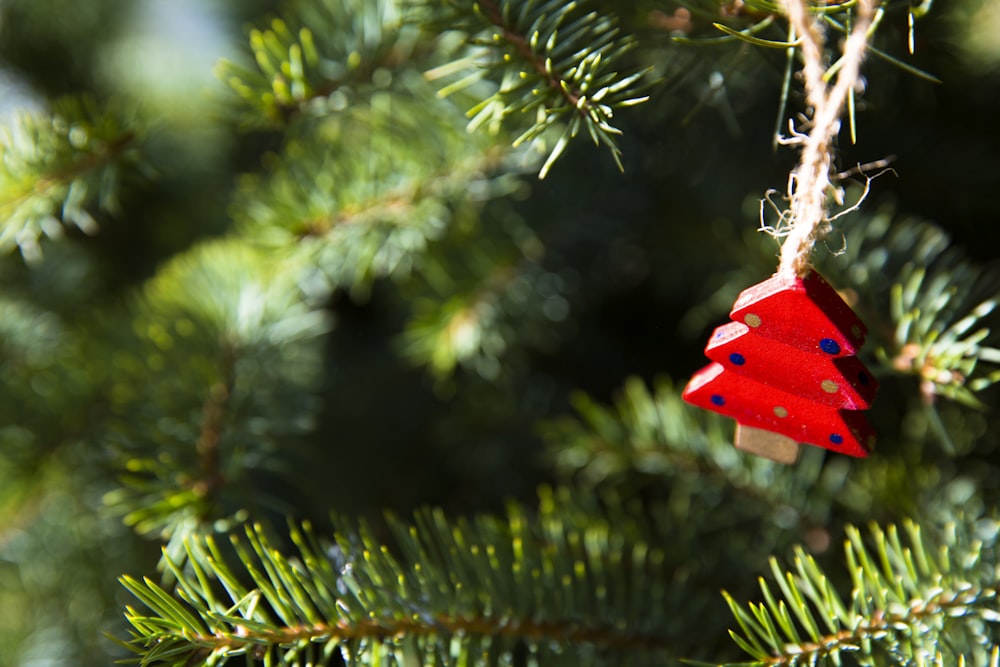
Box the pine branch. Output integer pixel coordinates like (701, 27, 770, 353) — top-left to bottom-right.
(535, 372, 1000, 546)
(400, 262, 523, 381)
(0, 97, 148, 260)
(423, 0, 652, 177)
(817, 199, 1000, 408)
(103, 239, 330, 552)
(119, 503, 676, 666)
(233, 86, 524, 300)
(724, 519, 1000, 665)
(216, 0, 420, 127)
(538, 377, 833, 514)
(398, 229, 567, 383)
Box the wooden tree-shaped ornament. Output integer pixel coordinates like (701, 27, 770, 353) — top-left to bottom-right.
(683, 270, 877, 463)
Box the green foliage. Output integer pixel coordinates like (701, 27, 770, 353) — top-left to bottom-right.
(3, 1, 1000, 666)
(0, 247, 117, 465)
(216, 0, 419, 126)
(0, 454, 142, 667)
(723, 519, 1000, 665)
(398, 214, 570, 382)
(0, 296, 69, 437)
(231, 84, 526, 300)
(423, 0, 652, 177)
(541, 376, 735, 484)
(0, 97, 148, 260)
(540, 376, 870, 514)
(103, 239, 330, 553)
(820, 203, 1000, 408)
(539, 376, 838, 527)
(120, 501, 674, 666)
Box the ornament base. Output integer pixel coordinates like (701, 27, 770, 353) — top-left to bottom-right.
(735, 424, 803, 465)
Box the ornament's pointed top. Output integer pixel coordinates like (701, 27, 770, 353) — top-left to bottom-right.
(730, 269, 866, 355)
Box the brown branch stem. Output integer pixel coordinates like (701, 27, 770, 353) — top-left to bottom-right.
(762, 584, 997, 665)
(192, 344, 237, 510)
(4, 130, 135, 216)
(478, 0, 582, 108)
(193, 611, 673, 655)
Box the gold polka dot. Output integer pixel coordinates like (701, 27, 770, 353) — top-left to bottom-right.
(744, 313, 762, 328)
(851, 324, 862, 339)
(821, 379, 839, 393)
(773, 406, 788, 418)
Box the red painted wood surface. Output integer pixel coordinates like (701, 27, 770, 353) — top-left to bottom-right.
(683, 270, 877, 458)
(731, 270, 867, 354)
(704, 321, 877, 409)
(684, 363, 875, 457)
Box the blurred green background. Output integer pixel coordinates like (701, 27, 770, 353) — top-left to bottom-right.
(1, 0, 999, 664)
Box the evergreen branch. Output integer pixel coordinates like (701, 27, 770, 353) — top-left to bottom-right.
(216, 0, 419, 126)
(0, 97, 147, 260)
(423, 0, 652, 177)
(536, 375, 989, 538)
(724, 519, 1000, 665)
(119, 504, 676, 666)
(888, 270, 1000, 406)
(400, 263, 522, 380)
(192, 344, 237, 512)
(537, 377, 832, 521)
(103, 239, 330, 549)
(397, 212, 578, 383)
(817, 200, 1000, 407)
(399, 251, 550, 382)
(233, 88, 526, 300)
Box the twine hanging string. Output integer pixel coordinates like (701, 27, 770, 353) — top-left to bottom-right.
(775, 0, 877, 281)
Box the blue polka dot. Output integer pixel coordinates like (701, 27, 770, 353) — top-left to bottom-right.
(857, 371, 869, 385)
(829, 433, 844, 445)
(711, 394, 725, 406)
(819, 338, 841, 355)
(729, 353, 746, 366)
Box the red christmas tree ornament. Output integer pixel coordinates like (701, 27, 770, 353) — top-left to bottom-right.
(683, 269, 877, 463)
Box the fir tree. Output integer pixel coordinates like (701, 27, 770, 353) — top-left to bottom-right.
(0, 1, 998, 666)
